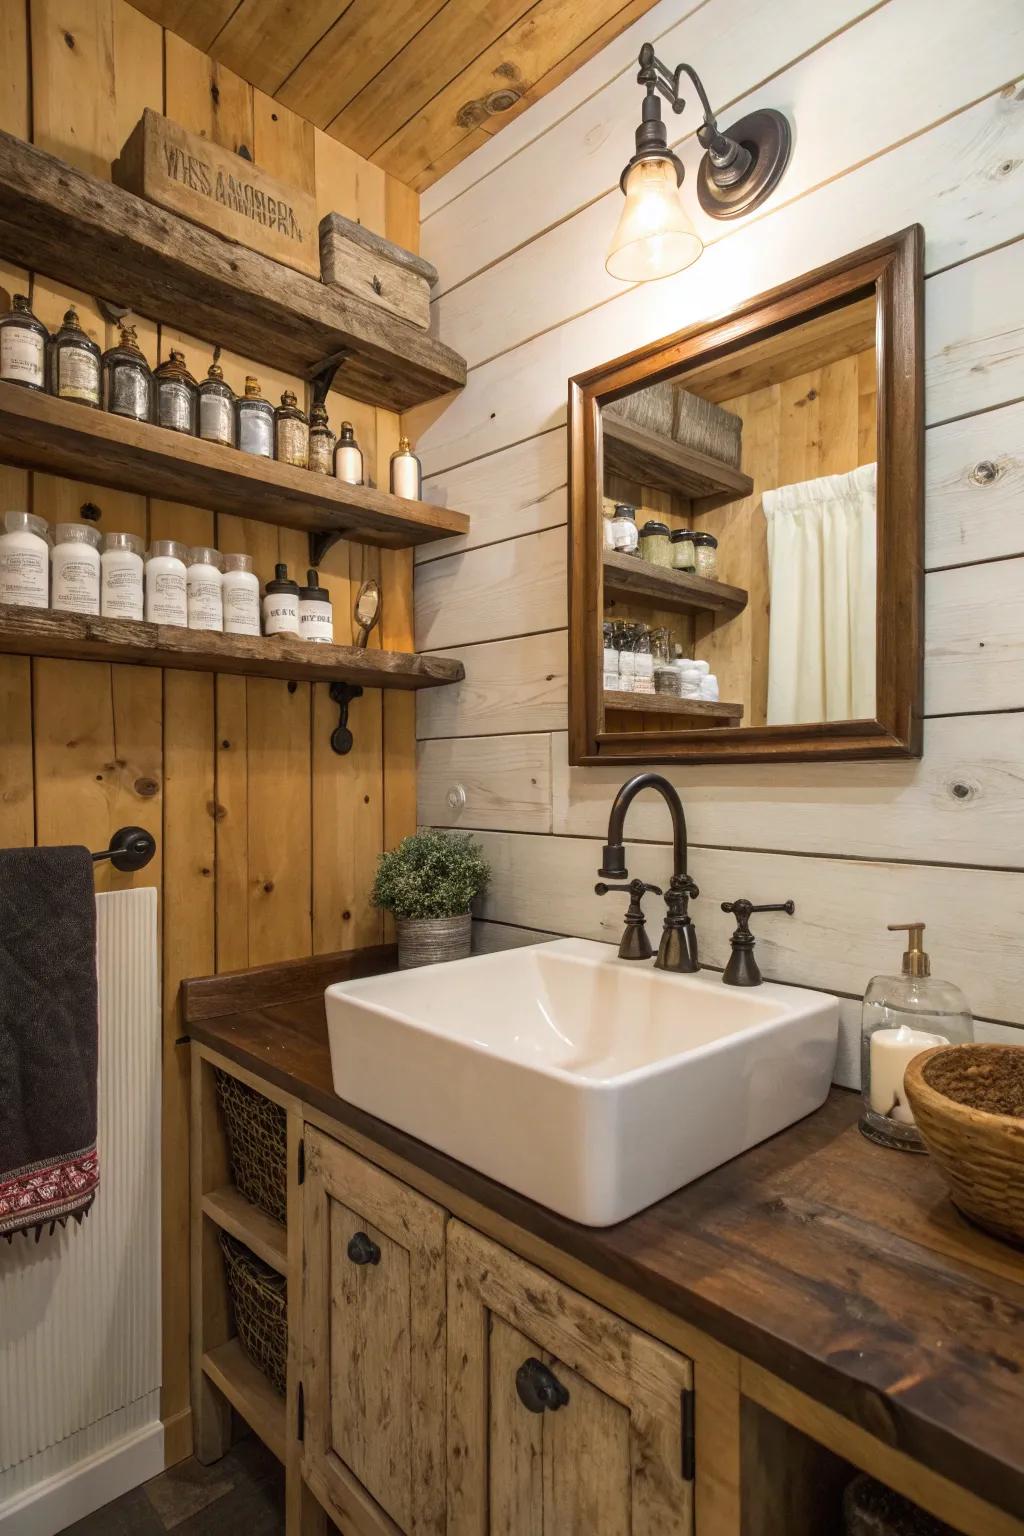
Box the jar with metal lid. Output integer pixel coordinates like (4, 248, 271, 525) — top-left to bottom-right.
(275, 389, 309, 468)
(198, 360, 236, 447)
(155, 350, 198, 435)
(693, 531, 719, 579)
(609, 503, 638, 555)
(308, 400, 335, 475)
(670, 529, 697, 573)
(102, 323, 154, 423)
(49, 307, 101, 407)
(639, 520, 672, 567)
(237, 376, 274, 458)
(0, 294, 48, 391)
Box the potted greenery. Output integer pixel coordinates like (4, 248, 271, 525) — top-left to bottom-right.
(371, 829, 490, 969)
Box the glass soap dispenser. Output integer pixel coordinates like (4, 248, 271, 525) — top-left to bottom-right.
(860, 923, 973, 1152)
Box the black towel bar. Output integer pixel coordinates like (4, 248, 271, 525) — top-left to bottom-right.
(91, 826, 157, 873)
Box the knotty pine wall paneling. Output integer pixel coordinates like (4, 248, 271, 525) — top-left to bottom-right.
(411, 1, 1024, 1065)
(0, 0, 419, 1464)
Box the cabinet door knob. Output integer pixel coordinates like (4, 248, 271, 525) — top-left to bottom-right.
(346, 1230, 381, 1265)
(515, 1357, 570, 1414)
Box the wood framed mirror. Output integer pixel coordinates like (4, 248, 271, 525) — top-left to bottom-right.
(568, 226, 923, 766)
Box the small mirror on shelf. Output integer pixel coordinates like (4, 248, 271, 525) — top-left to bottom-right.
(354, 578, 381, 648)
(569, 227, 923, 766)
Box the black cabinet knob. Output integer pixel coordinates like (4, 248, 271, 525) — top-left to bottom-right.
(346, 1230, 381, 1265)
(515, 1357, 570, 1414)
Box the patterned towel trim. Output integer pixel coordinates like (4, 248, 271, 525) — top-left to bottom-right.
(0, 1149, 99, 1240)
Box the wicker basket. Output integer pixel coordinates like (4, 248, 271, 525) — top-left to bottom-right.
(220, 1232, 287, 1396)
(214, 1069, 287, 1223)
(904, 1043, 1024, 1247)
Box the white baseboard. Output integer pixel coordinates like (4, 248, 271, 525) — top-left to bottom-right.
(0, 1418, 165, 1536)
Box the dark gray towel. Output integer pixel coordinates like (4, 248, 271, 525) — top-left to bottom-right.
(0, 845, 99, 1240)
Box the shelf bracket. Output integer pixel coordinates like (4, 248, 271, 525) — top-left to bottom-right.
(306, 350, 349, 399)
(329, 681, 363, 755)
(308, 528, 348, 568)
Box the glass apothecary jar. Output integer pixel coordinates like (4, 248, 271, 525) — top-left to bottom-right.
(860, 923, 973, 1151)
(275, 389, 309, 468)
(0, 294, 48, 391)
(671, 529, 696, 573)
(155, 350, 198, 435)
(237, 376, 274, 458)
(102, 323, 154, 423)
(198, 361, 236, 447)
(49, 307, 101, 407)
(308, 401, 335, 475)
(693, 531, 719, 579)
(639, 520, 672, 567)
(609, 503, 638, 555)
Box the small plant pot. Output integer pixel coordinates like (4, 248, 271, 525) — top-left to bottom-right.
(397, 913, 472, 969)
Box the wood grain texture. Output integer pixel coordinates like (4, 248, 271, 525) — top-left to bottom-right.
(0, 380, 469, 547)
(186, 992, 1024, 1522)
(415, 630, 569, 741)
(0, 126, 465, 411)
(301, 1127, 447, 1535)
(447, 1219, 693, 1536)
(603, 550, 748, 620)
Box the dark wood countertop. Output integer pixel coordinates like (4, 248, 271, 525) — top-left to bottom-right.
(184, 953, 1024, 1519)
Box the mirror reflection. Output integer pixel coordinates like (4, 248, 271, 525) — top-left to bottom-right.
(599, 292, 877, 732)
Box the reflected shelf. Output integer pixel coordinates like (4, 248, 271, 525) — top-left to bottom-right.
(603, 690, 744, 724)
(603, 550, 748, 620)
(602, 411, 753, 507)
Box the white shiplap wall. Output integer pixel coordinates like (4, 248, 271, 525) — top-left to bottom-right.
(411, 0, 1024, 1079)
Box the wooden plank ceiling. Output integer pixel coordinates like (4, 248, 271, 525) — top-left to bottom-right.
(128, 0, 661, 190)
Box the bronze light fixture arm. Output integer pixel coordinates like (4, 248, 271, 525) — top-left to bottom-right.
(627, 41, 790, 218)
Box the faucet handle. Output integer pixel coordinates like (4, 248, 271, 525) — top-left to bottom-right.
(595, 878, 662, 961)
(720, 898, 795, 986)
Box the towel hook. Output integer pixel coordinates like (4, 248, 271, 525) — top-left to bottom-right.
(91, 826, 157, 873)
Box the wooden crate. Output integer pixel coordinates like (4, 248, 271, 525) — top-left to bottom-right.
(319, 211, 438, 331)
(113, 108, 319, 278)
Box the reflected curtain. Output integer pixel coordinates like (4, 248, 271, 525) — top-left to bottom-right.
(763, 463, 876, 725)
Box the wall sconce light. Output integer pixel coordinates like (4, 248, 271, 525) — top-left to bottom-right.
(606, 44, 792, 282)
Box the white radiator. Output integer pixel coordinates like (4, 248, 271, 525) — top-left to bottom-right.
(0, 886, 163, 1532)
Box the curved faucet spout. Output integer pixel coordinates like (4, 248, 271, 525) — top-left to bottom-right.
(599, 771, 689, 882)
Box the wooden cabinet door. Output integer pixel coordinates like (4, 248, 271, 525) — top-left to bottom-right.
(301, 1127, 446, 1536)
(447, 1221, 694, 1536)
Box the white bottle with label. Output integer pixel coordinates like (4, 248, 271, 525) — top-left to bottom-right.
(51, 523, 101, 615)
(145, 540, 188, 627)
(0, 511, 50, 608)
(262, 563, 300, 636)
(100, 531, 145, 620)
(186, 547, 224, 633)
(222, 552, 261, 636)
(298, 568, 333, 644)
(334, 421, 364, 485)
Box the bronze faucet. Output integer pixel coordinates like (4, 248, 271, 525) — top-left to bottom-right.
(595, 773, 699, 972)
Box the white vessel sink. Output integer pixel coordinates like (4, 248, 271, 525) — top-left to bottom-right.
(325, 938, 838, 1226)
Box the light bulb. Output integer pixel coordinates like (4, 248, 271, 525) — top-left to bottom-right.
(606, 157, 703, 282)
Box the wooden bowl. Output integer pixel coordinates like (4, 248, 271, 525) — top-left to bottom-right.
(904, 1043, 1024, 1247)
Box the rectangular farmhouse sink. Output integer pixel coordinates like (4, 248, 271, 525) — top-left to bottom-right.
(325, 938, 839, 1226)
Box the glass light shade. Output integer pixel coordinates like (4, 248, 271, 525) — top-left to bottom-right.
(605, 157, 703, 282)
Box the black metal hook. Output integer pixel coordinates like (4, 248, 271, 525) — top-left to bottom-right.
(329, 682, 363, 755)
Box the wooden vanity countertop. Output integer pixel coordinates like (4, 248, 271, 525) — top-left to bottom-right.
(183, 949, 1024, 1519)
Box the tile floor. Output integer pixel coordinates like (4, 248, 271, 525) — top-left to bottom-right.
(60, 1435, 284, 1535)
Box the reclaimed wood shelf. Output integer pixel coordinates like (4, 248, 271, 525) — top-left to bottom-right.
(0, 606, 464, 690)
(603, 412, 753, 507)
(201, 1185, 287, 1276)
(604, 689, 744, 723)
(0, 383, 467, 551)
(202, 1340, 286, 1464)
(0, 128, 465, 413)
(603, 549, 748, 620)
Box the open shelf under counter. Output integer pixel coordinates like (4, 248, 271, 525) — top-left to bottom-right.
(602, 411, 754, 508)
(603, 549, 748, 620)
(0, 383, 468, 551)
(604, 689, 744, 723)
(201, 1185, 287, 1275)
(202, 1340, 286, 1464)
(0, 128, 465, 413)
(0, 606, 464, 690)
